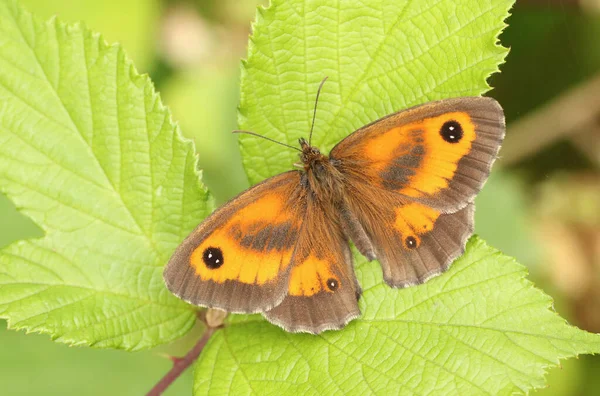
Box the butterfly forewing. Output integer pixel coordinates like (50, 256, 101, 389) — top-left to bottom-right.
(164, 171, 306, 313)
(331, 97, 505, 213)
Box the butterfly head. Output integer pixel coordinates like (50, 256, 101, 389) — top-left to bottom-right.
(299, 138, 326, 167)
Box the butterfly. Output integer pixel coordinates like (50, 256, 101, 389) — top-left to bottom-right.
(164, 80, 505, 334)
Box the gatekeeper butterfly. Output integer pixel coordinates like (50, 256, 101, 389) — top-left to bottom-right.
(164, 79, 505, 334)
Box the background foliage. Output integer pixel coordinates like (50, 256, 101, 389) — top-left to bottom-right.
(1, 0, 599, 395)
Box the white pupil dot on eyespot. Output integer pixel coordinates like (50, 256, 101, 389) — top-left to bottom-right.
(215, 259, 220, 263)
(449, 126, 454, 130)
(208, 253, 212, 258)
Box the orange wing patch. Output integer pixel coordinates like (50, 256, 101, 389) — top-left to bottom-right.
(358, 111, 476, 196)
(288, 255, 339, 297)
(189, 192, 299, 285)
(401, 112, 475, 197)
(394, 203, 441, 249)
(262, 191, 361, 333)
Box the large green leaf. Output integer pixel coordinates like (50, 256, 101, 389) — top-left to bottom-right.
(0, 192, 43, 248)
(196, 238, 600, 394)
(0, 0, 213, 350)
(192, 0, 600, 394)
(239, 0, 510, 184)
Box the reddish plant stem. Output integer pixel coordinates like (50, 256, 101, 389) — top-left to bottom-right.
(146, 326, 217, 396)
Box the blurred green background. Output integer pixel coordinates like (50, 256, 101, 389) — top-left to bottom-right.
(1, 0, 599, 394)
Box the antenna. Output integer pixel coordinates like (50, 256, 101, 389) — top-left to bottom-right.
(308, 76, 328, 146)
(232, 130, 302, 152)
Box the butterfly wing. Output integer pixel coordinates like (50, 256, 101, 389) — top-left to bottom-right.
(345, 178, 475, 287)
(331, 97, 505, 213)
(164, 171, 306, 313)
(264, 192, 361, 333)
(330, 97, 504, 286)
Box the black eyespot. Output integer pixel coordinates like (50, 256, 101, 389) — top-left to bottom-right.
(440, 120, 463, 143)
(203, 247, 224, 269)
(405, 236, 417, 249)
(327, 278, 339, 291)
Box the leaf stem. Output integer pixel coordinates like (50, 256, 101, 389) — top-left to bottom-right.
(146, 325, 217, 396)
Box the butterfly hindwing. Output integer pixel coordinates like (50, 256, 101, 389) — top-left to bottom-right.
(344, 179, 475, 286)
(164, 171, 306, 313)
(264, 192, 361, 333)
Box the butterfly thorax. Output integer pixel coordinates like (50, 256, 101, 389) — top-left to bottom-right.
(299, 138, 345, 203)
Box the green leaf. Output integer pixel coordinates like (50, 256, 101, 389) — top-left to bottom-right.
(0, 0, 213, 350)
(192, 0, 600, 394)
(196, 238, 600, 395)
(0, 192, 43, 248)
(239, 0, 510, 184)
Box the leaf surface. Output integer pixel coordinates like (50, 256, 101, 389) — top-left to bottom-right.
(196, 238, 600, 395)
(0, 0, 213, 350)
